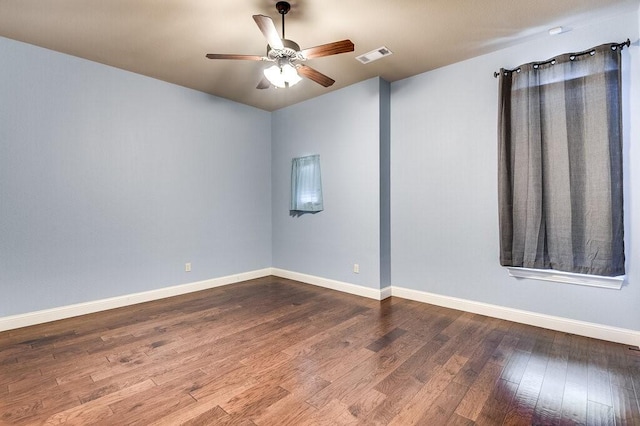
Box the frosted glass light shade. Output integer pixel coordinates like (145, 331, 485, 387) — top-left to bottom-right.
(263, 63, 302, 88)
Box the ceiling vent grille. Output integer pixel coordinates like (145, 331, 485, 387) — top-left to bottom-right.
(356, 47, 393, 64)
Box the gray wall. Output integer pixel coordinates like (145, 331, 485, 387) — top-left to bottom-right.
(390, 10, 640, 330)
(271, 78, 383, 289)
(0, 37, 272, 316)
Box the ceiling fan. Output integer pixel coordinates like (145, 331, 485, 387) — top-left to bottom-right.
(205, 1, 354, 89)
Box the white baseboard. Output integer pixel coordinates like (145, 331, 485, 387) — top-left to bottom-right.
(391, 286, 640, 347)
(3, 268, 638, 347)
(380, 286, 393, 300)
(271, 268, 389, 301)
(0, 268, 272, 333)
(269, 270, 639, 346)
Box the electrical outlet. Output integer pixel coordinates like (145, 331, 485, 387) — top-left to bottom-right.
(185, 262, 191, 272)
(353, 263, 360, 274)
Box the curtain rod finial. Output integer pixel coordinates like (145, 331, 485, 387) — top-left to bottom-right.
(494, 71, 499, 78)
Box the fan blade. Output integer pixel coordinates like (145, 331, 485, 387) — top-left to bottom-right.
(256, 76, 271, 89)
(297, 64, 335, 87)
(252, 15, 284, 50)
(206, 54, 264, 60)
(300, 39, 354, 59)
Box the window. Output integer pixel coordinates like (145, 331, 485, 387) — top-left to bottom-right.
(497, 42, 626, 277)
(290, 154, 323, 213)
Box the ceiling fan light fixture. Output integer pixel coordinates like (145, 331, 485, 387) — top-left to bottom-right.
(264, 62, 302, 88)
(206, 1, 353, 90)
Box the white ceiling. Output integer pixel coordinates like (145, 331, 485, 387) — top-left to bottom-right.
(0, 0, 637, 111)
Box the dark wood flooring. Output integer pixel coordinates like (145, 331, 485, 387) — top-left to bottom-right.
(1, 276, 639, 425)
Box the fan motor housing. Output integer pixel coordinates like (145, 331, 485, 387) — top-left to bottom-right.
(266, 39, 302, 61)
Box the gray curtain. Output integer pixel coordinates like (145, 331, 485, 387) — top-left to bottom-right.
(498, 43, 625, 276)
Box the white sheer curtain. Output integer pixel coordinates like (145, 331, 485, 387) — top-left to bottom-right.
(291, 154, 323, 213)
(498, 42, 625, 276)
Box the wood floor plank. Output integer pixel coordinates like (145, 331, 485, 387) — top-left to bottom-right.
(531, 336, 569, 424)
(148, 403, 230, 426)
(474, 378, 517, 425)
(360, 375, 423, 424)
(0, 276, 637, 425)
(587, 400, 615, 425)
(39, 352, 112, 385)
(488, 332, 519, 368)
(560, 380, 589, 425)
(588, 348, 613, 407)
(176, 405, 232, 426)
(306, 330, 427, 410)
(188, 364, 257, 404)
(501, 348, 532, 385)
(446, 412, 476, 426)
(344, 387, 388, 420)
(454, 328, 506, 388)
(298, 398, 358, 426)
(365, 327, 407, 352)
(558, 335, 591, 425)
(305, 346, 376, 384)
(565, 335, 590, 386)
(628, 350, 640, 389)
(108, 390, 197, 425)
(219, 382, 290, 418)
(611, 383, 640, 425)
(454, 316, 505, 361)
(253, 397, 318, 426)
(1, 401, 46, 425)
(387, 354, 468, 425)
(43, 379, 155, 425)
(502, 332, 552, 425)
(253, 362, 331, 403)
(374, 333, 449, 393)
(454, 360, 503, 421)
(417, 380, 469, 425)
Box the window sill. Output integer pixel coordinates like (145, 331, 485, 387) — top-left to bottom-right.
(506, 267, 624, 290)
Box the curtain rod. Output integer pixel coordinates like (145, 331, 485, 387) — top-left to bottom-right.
(493, 38, 631, 78)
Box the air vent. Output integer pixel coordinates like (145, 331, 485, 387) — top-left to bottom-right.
(356, 47, 393, 64)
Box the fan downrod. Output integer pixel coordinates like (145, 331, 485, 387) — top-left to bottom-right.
(275, 2, 291, 39)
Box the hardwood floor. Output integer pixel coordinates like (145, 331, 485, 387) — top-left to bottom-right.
(1, 276, 639, 425)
